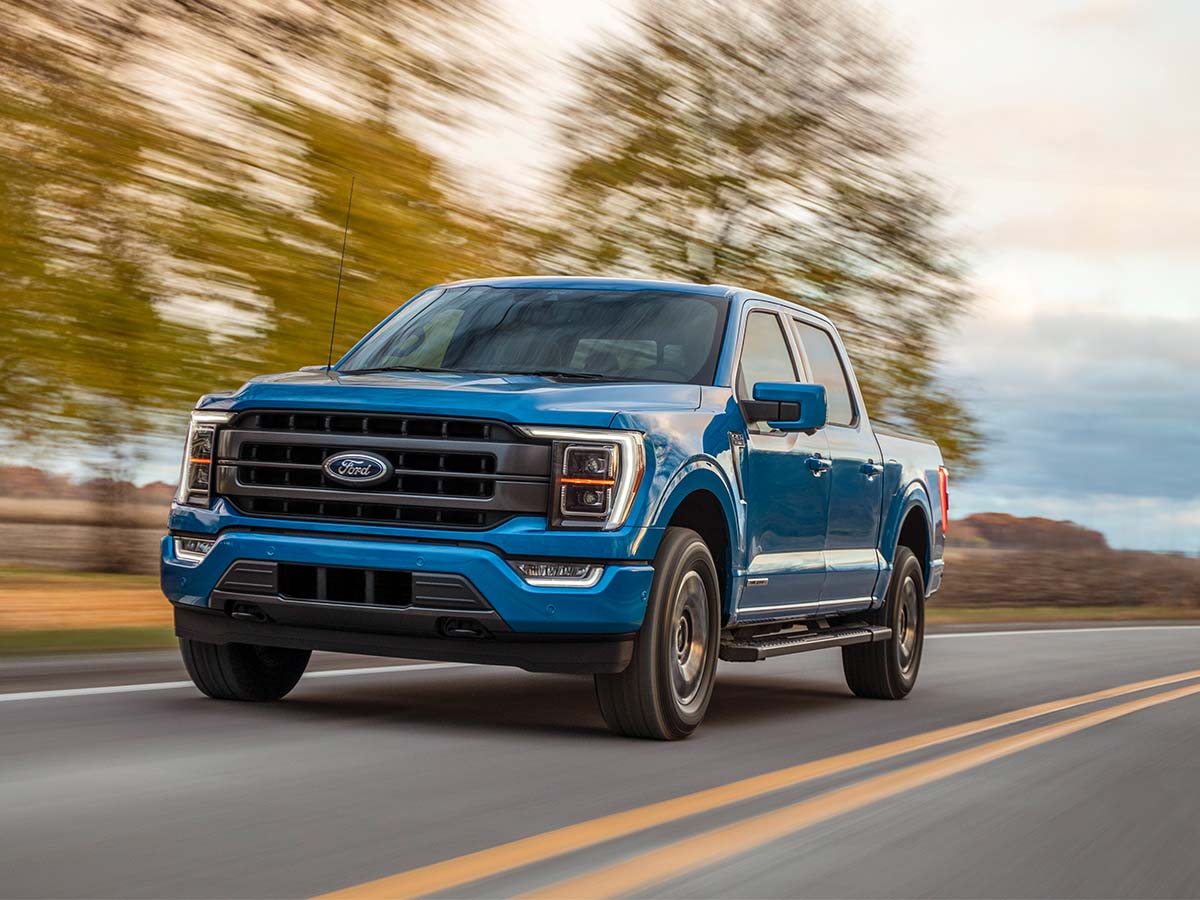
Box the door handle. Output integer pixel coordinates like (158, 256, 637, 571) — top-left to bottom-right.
(805, 454, 832, 475)
(860, 462, 883, 478)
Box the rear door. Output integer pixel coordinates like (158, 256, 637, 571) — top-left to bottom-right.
(790, 317, 884, 612)
(735, 308, 831, 617)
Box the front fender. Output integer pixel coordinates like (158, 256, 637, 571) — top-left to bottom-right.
(650, 461, 741, 538)
(645, 460, 742, 615)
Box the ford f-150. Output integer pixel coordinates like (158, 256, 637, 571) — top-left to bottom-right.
(162, 277, 948, 739)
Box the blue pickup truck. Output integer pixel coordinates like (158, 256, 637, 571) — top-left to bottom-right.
(163, 277, 947, 739)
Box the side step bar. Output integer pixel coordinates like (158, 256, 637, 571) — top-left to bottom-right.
(720, 623, 892, 662)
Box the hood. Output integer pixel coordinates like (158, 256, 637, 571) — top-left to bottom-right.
(197, 369, 702, 429)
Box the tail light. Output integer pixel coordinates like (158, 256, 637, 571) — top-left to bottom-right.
(937, 466, 949, 535)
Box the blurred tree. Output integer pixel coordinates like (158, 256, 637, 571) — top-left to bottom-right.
(539, 0, 982, 471)
(165, 98, 520, 379)
(0, 0, 515, 447)
(0, 0, 519, 568)
(0, 0, 984, 555)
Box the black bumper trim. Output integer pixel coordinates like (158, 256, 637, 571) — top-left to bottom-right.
(174, 607, 635, 675)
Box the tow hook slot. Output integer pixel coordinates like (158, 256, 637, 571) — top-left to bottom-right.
(230, 602, 269, 623)
(440, 618, 487, 639)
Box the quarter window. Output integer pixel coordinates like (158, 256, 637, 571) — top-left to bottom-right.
(793, 320, 855, 426)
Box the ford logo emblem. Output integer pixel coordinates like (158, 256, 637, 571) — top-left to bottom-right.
(322, 451, 392, 487)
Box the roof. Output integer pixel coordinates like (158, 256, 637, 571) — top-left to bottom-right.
(443, 275, 734, 297)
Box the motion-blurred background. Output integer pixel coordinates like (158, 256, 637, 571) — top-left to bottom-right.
(1, 0, 1197, 654)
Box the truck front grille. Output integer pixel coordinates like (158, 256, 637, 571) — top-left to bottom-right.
(214, 411, 551, 529)
(214, 560, 489, 611)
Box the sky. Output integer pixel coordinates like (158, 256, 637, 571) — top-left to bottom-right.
(450, 0, 1199, 551)
(888, 0, 1200, 551)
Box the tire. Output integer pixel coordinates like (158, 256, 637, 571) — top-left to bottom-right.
(594, 527, 720, 740)
(842, 545, 925, 700)
(180, 638, 311, 702)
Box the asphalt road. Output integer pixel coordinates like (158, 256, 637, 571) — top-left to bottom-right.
(1, 625, 1198, 899)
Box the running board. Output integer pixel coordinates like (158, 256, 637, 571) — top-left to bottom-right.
(719, 623, 893, 662)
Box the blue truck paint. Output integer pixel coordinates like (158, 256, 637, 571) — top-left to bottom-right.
(163, 276, 945, 676)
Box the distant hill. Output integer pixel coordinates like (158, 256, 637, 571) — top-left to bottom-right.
(0, 466, 175, 505)
(952, 512, 1109, 552)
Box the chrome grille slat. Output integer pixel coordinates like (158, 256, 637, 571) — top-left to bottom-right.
(218, 430, 548, 474)
(229, 460, 542, 481)
(215, 476, 544, 510)
(215, 411, 550, 529)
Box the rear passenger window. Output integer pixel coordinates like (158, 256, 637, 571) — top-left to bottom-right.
(736, 312, 797, 399)
(793, 320, 856, 426)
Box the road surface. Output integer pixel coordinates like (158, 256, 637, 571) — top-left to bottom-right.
(1, 625, 1198, 898)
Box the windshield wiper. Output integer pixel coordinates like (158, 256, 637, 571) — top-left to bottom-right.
(338, 365, 463, 375)
(487, 369, 610, 381)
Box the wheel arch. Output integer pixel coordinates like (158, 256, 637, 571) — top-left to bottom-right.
(651, 463, 741, 620)
(884, 482, 935, 589)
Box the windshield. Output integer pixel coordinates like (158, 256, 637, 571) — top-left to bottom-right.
(340, 286, 730, 384)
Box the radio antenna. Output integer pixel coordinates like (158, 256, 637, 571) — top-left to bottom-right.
(326, 175, 355, 377)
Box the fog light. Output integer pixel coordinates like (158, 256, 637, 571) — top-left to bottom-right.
(512, 561, 604, 588)
(174, 537, 215, 563)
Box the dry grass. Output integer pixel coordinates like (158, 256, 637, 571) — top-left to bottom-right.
(0, 568, 169, 631)
(928, 605, 1200, 625)
(935, 548, 1200, 609)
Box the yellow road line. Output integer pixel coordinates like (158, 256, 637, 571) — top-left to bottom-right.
(522, 680, 1200, 899)
(313, 668, 1200, 900)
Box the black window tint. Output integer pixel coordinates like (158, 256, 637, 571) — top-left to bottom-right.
(793, 320, 855, 426)
(736, 312, 797, 398)
(341, 287, 728, 385)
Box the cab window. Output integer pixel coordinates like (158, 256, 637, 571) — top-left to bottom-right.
(793, 319, 856, 426)
(736, 312, 798, 399)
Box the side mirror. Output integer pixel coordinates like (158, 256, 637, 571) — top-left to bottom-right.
(745, 382, 827, 432)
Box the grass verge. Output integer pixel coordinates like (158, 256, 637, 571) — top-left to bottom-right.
(0, 566, 158, 588)
(1, 607, 1197, 658)
(0, 627, 176, 657)
(928, 605, 1200, 624)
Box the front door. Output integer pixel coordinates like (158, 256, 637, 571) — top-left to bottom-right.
(735, 310, 831, 617)
(791, 318, 883, 612)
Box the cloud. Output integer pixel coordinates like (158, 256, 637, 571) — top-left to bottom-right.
(946, 304, 1200, 549)
(1048, 0, 1142, 31)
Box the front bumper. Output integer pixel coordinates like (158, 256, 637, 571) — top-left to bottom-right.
(173, 607, 635, 674)
(161, 530, 654, 635)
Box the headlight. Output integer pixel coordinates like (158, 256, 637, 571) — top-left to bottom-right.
(518, 426, 645, 530)
(176, 411, 234, 507)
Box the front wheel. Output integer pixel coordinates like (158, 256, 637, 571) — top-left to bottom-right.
(180, 639, 311, 701)
(594, 527, 720, 740)
(842, 545, 925, 699)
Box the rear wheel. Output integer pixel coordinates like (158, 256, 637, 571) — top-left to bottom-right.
(594, 527, 720, 740)
(842, 546, 925, 699)
(180, 639, 310, 701)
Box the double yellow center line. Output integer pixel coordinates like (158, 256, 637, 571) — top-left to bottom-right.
(316, 668, 1200, 900)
